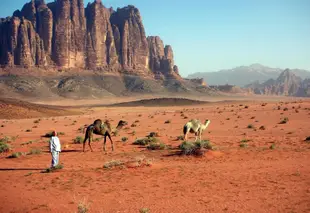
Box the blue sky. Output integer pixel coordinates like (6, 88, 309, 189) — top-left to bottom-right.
(1, 0, 309, 76)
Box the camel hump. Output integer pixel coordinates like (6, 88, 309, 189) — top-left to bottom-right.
(93, 119, 102, 126)
(104, 120, 112, 131)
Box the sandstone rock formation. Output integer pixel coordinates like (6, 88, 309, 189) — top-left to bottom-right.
(245, 69, 310, 96)
(0, 0, 180, 79)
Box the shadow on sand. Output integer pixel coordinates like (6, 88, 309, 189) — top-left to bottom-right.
(42, 149, 82, 153)
(0, 168, 46, 171)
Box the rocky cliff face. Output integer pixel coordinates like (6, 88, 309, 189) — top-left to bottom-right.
(147, 36, 180, 79)
(245, 69, 310, 97)
(0, 0, 180, 79)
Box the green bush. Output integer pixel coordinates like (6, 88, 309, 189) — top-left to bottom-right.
(140, 208, 150, 213)
(180, 140, 212, 155)
(177, 135, 184, 141)
(74, 136, 84, 144)
(247, 124, 254, 129)
(147, 132, 159, 137)
(269, 143, 276, 150)
(239, 143, 248, 148)
(29, 148, 42, 155)
(279, 117, 289, 124)
(121, 137, 128, 142)
(147, 142, 166, 150)
(0, 141, 10, 153)
(8, 152, 23, 158)
(103, 160, 124, 169)
(133, 137, 159, 146)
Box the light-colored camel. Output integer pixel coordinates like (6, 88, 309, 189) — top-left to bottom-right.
(83, 119, 128, 152)
(183, 119, 211, 141)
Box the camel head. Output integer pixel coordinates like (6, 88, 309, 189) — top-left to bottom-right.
(116, 120, 128, 129)
(204, 119, 211, 126)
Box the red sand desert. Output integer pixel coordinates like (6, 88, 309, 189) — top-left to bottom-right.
(0, 98, 310, 213)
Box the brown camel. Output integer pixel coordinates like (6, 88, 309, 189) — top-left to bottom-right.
(83, 119, 128, 152)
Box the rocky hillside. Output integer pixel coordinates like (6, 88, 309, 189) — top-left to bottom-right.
(188, 64, 310, 87)
(0, 0, 179, 80)
(0, 70, 220, 100)
(245, 69, 310, 97)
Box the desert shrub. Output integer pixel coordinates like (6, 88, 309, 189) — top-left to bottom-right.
(164, 120, 171, 124)
(269, 143, 276, 150)
(131, 123, 137, 127)
(25, 129, 32, 132)
(133, 137, 159, 146)
(134, 120, 140, 123)
(244, 105, 249, 109)
(0, 125, 4, 127)
(0, 141, 10, 153)
(147, 132, 159, 137)
(77, 200, 89, 213)
(177, 135, 184, 141)
(305, 136, 310, 142)
(33, 119, 41, 124)
(58, 132, 65, 136)
(29, 148, 42, 155)
(103, 160, 124, 169)
(43, 164, 64, 173)
(0, 136, 17, 143)
(250, 116, 255, 119)
(226, 118, 230, 120)
(8, 152, 23, 158)
(283, 107, 288, 111)
(78, 126, 85, 133)
(239, 142, 248, 148)
(259, 126, 266, 130)
(240, 139, 251, 143)
(140, 208, 150, 213)
(74, 136, 84, 144)
(131, 131, 136, 136)
(279, 117, 289, 124)
(121, 137, 128, 142)
(247, 124, 254, 129)
(179, 140, 212, 156)
(194, 140, 212, 150)
(147, 142, 166, 150)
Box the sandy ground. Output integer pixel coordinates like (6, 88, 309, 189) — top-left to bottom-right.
(0, 98, 310, 213)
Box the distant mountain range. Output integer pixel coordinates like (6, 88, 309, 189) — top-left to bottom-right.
(245, 69, 310, 97)
(188, 64, 310, 87)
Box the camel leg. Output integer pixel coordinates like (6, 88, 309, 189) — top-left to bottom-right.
(195, 132, 198, 142)
(107, 133, 114, 151)
(103, 135, 107, 152)
(88, 136, 93, 152)
(83, 137, 88, 152)
(184, 132, 187, 141)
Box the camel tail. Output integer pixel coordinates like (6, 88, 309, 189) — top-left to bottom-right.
(83, 125, 87, 134)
